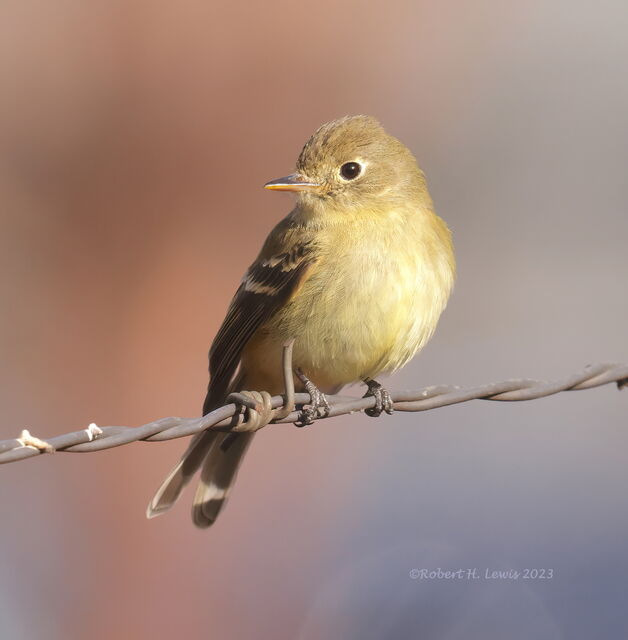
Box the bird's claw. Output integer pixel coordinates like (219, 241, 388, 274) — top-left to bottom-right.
(295, 368, 330, 427)
(363, 378, 394, 417)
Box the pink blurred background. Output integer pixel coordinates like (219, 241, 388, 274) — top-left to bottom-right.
(1, 1, 627, 638)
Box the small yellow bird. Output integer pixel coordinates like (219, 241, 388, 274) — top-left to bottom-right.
(147, 115, 455, 527)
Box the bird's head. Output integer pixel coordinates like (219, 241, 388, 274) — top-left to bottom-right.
(264, 115, 432, 212)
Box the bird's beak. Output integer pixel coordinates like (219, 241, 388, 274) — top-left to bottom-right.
(264, 173, 321, 192)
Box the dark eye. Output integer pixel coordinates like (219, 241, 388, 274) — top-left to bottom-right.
(340, 161, 362, 180)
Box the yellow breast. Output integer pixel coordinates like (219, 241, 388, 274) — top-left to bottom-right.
(241, 207, 455, 394)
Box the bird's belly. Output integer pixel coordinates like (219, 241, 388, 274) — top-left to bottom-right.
(292, 264, 425, 383)
(243, 244, 450, 392)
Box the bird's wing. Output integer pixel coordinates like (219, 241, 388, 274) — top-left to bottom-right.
(202, 240, 316, 414)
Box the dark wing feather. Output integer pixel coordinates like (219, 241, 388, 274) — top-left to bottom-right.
(202, 241, 315, 414)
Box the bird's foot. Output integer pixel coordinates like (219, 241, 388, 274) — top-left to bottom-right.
(363, 378, 394, 417)
(295, 368, 330, 426)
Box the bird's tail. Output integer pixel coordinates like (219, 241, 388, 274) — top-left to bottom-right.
(146, 429, 254, 527)
(146, 375, 254, 527)
(191, 432, 254, 527)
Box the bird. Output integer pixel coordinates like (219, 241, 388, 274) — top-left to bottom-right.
(146, 115, 455, 528)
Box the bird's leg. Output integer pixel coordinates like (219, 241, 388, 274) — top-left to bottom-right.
(363, 378, 394, 417)
(295, 368, 331, 426)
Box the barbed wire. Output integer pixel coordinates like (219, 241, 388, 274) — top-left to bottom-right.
(1, 341, 626, 466)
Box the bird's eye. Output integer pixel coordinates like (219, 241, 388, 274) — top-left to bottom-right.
(340, 162, 362, 180)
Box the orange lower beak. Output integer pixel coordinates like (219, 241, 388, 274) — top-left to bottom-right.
(264, 174, 321, 192)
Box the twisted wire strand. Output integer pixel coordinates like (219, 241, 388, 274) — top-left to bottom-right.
(1, 346, 626, 466)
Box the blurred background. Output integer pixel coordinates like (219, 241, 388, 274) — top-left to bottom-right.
(1, 1, 627, 638)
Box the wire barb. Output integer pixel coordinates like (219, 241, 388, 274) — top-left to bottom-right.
(225, 341, 296, 432)
(0, 361, 626, 466)
(84, 423, 103, 442)
(15, 429, 55, 454)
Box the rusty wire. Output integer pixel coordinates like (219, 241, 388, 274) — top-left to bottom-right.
(1, 341, 626, 466)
